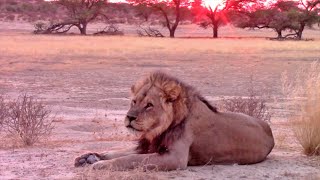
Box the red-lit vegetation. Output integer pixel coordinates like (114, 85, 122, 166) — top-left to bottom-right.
(1, 0, 319, 38)
(235, 0, 320, 39)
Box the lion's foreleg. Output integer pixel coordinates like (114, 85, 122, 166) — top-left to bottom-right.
(99, 147, 137, 160)
(92, 153, 187, 171)
(92, 140, 190, 171)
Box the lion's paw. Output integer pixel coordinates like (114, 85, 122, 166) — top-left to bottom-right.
(74, 153, 101, 167)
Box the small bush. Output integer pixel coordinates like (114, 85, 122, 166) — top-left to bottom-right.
(5, 14, 15, 21)
(34, 21, 49, 32)
(4, 94, 54, 146)
(220, 78, 271, 122)
(283, 62, 320, 155)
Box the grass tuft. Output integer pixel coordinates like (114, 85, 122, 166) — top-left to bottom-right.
(282, 61, 320, 156)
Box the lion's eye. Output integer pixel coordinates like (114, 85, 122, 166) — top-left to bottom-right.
(132, 100, 136, 105)
(145, 103, 153, 109)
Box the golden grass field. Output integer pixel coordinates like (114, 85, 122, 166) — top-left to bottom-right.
(0, 25, 320, 179)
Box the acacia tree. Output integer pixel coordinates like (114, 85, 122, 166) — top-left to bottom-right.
(194, 0, 255, 38)
(56, 0, 108, 35)
(235, 1, 299, 39)
(129, 0, 190, 38)
(235, 0, 320, 39)
(294, 0, 320, 39)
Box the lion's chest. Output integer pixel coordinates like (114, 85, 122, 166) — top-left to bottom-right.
(137, 121, 186, 155)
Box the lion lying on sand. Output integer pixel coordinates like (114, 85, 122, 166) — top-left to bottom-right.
(75, 71, 274, 170)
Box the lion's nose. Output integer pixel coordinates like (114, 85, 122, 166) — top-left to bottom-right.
(127, 115, 137, 122)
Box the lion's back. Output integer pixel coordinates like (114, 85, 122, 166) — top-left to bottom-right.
(188, 111, 274, 165)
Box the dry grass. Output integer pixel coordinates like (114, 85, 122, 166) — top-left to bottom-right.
(79, 164, 162, 180)
(275, 133, 288, 149)
(0, 28, 319, 179)
(282, 62, 320, 156)
(1, 34, 320, 72)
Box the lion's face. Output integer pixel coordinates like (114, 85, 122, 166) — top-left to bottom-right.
(124, 75, 185, 141)
(125, 86, 174, 139)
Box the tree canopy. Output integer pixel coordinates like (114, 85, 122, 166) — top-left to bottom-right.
(56, 0, 108, 34)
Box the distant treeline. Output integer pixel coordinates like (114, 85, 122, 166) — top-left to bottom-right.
(1, 0, 319, 39)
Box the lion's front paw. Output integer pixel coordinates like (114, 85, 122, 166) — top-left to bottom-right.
(74, 153, 101, 167)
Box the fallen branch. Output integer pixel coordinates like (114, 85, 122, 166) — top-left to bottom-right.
(34, 21, 79, 34)
(93, 24, 124, 36)
(137, 25, 164, 37)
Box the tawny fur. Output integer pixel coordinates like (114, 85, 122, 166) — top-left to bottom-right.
(75, 71, 275, 170)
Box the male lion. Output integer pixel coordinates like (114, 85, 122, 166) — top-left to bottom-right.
(75, 71, 274, 170)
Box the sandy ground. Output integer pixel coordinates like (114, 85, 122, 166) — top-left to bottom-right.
(0, 24, 320, 179)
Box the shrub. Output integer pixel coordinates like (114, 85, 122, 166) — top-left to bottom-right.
(5, 14, 15, 21)
(0, 95, 6, 129)
(34, 21, 49, 32)
(283, 62, 320, 155)
(220, 77, 271, 122)
(4, 94, 54, 146)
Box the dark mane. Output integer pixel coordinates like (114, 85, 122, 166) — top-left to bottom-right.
(198, 96, 218, 113)
(150, 71, 218, 113)
(136, 119, 186, 154)
(135, 72, 218, 154)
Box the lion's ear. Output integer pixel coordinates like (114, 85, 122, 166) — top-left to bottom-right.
(163, 81, 181, 102)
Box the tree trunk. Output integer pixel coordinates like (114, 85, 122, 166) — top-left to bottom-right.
(78, 22, 87, 35)
(169, 29, 175, 38)
(297, 22, 305, 40)
(213, 21, 218, 38)
(276, 30, 282, 39)
(169, 2, 181, 38)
